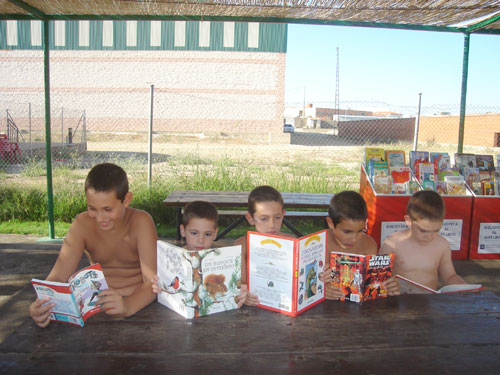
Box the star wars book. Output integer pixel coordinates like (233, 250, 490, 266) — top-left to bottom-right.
(31, 264, 108, 327)
(157, 240, 242, 319)
(247, 230, 327, 317)
(396, 275, 483, 294)
(329, 252, 395, 303)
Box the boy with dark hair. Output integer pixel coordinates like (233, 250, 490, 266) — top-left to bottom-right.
(320, 191, 399, 299)
(152, 200, 247, 307)
(29, 163, 158, 327)
(234, 185, 294, 305)
(380, 190, 466, 290)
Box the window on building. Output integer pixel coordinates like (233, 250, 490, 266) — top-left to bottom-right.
(30, 20, 42, 46)
(150, 21, 162, 47)
(223, 22, 234, 48)
(248, 22, 259, 48)
(199, 21, 210, 47)
(54, 20, 65, 47)
(79, 20, 89, 47)
(174, 21, 186, 47)
(126, 20, 137, 47)
(6, 20, 17, 46)
(102, 20, 113, 47)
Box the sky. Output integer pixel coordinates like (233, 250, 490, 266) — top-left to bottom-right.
(285, 24, 500, 114)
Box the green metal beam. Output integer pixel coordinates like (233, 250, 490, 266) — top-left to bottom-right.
(6, 0, 47, 19)
(457, 32, 470, 154)
(466, 12, 500, 33)
(43, 19, 55, 239)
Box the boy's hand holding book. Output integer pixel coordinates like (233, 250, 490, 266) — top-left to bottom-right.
(29, 298, 56, 328)
(96, 288, 128, 317)
(320, 268, 345, 300)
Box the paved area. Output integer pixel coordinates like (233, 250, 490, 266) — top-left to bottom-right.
(1, 233, 499, 344)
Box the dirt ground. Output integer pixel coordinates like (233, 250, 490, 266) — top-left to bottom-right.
(1, 233, 499, 344)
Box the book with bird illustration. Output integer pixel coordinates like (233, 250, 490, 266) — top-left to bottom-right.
(247, 229, 327, 317)
(156, 240, 242, 318)
(31, 263, 108, 327)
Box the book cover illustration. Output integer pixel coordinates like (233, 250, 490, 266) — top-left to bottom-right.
(445, 175, 466, 195)
(385, 150, 406, 168)
(364, 147, 385, 166)
(329, 252, 394, 303)
(247, 230, 327, 316)
(475, 154, 494, 171)
(416, 162, 435, 183)
(481, 180, 495, 196)
(409, 151, 429, 172)
(396, 275, 483, 294)
(390, 166, 410, 194)
(454, 153, 476, 174)
(31, 264, 108, 327)
(157, 240, 241, 319)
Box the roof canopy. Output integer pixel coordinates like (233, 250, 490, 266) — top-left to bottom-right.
(2, 0, 500, 34)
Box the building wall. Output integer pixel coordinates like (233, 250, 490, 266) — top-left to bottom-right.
(418, 114, 500, 147)
(0, 20, 287, 135)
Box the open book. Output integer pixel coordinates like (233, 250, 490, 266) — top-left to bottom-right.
(247, 230, 327, 317)
(157, 240, 242, 319)
(396, 274, 483, 294)
(330, 252, 395, 303)
(31, 264, 108, 327)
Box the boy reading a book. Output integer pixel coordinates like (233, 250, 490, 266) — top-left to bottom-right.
(152, 200, 247, 307)
(319, 191, 400, 300)
(379, 190, 467, 290)
(29, 163, 158, 328)
(234, 185, 295, 305)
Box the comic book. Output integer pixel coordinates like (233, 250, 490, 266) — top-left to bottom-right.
(31, 264, 108, 327)
(409, 151, 429, 172)
(329, 252, 394, 303)
(157, 240, 242, 319)
(396, 275, 483, 294)
(454, 153, 476, 174)
(385, 150, 406, 168)
(247, 230, 327, 317)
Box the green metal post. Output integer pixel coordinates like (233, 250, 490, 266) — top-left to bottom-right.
(43, 19, 55, 238)
(457, 32, 470, 154)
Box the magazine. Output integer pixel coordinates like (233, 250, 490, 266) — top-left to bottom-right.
(247, 230, 327, 316)
(329, 252, 394, 303)
(31, 264, 108, 327)
(156, 240, 242, 319)
(396, 275, 483, 294)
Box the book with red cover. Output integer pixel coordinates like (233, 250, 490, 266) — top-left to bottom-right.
(247, 230, 327, 316)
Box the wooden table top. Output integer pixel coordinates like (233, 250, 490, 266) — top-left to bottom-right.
(1, 291, 499, 374)
(163, 190, 333, 209)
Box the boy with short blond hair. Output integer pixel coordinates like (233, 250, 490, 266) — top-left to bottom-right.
(234, 185, 295, 305)
(380, 190, 466, 290)
(320, 191, 399, 300)
(29, 163, 158, 327)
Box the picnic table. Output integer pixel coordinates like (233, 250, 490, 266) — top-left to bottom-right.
(163, 190, 333, 240)
(1, 291, 499, 374)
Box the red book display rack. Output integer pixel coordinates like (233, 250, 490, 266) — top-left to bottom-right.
(360, 165, 472, 260)
(468, 192, 500, 259)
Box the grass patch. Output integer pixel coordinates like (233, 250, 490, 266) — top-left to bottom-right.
(0, 219, 71, 237)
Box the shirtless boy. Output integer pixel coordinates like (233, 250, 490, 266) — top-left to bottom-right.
(234, 185, 294, 305)
(152, 200, 246, 307)
(379, 190, 466, 290)
(319, 191, 399, 299)
(29, 163, 157, 327)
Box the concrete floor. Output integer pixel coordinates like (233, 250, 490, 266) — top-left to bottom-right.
(1, 233, 499, 344)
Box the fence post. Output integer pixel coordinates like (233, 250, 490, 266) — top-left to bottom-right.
(148, 84, 154, 188)
(29, 102, 32, 158)
(83, 110, 87, 151)
(413, 93, 422, 151)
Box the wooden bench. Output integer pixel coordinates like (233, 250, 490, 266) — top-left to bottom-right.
(164, 190, 332, 240)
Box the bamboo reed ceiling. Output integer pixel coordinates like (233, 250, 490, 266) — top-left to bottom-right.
(2, 0, 500, 33)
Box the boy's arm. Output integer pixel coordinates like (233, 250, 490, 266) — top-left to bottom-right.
(438, 244, 467, 285)
(99, 212, 158, 318)
(30, 217, 87, 327)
